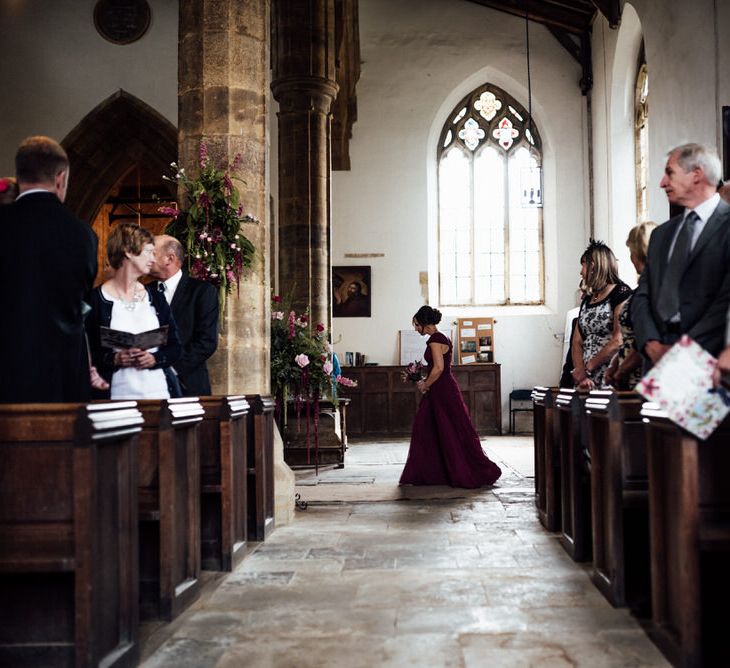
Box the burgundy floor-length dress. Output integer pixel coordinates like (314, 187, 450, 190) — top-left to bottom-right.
(400, 332, 502, 488)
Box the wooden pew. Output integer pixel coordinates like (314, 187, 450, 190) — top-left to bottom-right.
(641, 403, 730, 668)
(532, 386, 561, 531)
(555, 388, 592, 562)
(137, 398, 204, 620)
(245, 394, 276, 541)
(0, 402, 142, 668)
(585, 390, 649, 611)
(199, 396, 250, 572)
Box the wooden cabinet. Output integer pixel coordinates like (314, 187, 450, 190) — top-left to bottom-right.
(340, 364, 501, 437)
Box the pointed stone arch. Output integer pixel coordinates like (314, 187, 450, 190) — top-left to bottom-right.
(62, 89, 177, 223)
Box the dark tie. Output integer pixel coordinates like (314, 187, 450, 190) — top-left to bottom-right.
(656, 211, 699, 322)
(158, 281, 167, 293)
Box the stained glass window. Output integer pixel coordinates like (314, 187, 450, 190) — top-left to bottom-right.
(634, 56, 649, 223)
(437, 84, 544, 306)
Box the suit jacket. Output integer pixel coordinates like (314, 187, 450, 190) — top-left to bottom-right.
(632, 199, 730, 359)
(169, 273, 219, 396)
(0, 192, 97, 402)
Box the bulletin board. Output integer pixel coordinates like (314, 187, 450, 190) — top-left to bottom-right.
(399, 325, 456, 365)
(456, 317, 495, 365)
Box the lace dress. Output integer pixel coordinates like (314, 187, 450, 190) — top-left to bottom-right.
(577, 283, 632, 389)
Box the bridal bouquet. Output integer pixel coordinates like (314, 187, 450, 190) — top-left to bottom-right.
(401, 360, 426, 383)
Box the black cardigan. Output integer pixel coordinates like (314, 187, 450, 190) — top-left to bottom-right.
(85, 283, 182, 396)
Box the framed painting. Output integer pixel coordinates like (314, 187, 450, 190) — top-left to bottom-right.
(333, 266, 371, 318)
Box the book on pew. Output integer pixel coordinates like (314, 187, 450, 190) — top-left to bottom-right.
(636, 335, 730, 439)
(100, 325, 168, 350)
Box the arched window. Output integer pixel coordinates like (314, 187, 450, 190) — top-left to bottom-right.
(437, 84, 543, 306)
(634, 53, 649, 223)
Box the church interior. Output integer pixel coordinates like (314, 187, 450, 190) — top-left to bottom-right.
(1, 0, 729, 666)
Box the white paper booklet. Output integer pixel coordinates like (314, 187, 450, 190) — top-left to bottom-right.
(635, 335, 730, 439)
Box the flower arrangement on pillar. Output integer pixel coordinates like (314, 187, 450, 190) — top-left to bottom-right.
(158, 140, 257, 317)
(270, 294, 357, 470)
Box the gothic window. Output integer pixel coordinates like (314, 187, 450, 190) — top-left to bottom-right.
(634, 54, 649, 223)
(437, 84, 543, 306)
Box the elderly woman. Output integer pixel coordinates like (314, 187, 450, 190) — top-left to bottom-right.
(571, 240, 631, 390)
(86, 222, 181, 399)
(605, 222, 657, 390)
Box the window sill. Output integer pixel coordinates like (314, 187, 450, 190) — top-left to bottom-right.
(439, 304, 553, 318)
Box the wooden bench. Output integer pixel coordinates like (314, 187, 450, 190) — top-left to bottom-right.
(532, 386, 560, 531)
(245, 394, 276, 541)
(0, 402, 142, 668)
(555, 388, 592, 562)
(199, 396, 250, 572)
(585, 390, 649, 611)
(641, 403, 730, 667)
(137, 398, 204, 620)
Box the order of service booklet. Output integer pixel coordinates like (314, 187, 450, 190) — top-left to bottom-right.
(635, 335, 730, 440)
(100, 325, 168, 351)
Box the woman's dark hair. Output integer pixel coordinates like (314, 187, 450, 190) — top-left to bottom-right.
(413, 305, 442, 326)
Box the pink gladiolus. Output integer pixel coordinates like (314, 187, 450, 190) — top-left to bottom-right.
(323, 360, 333, 375)
(336, 375, 357, 387)
(295, 354, 310, 368)
(199, 141, 208, 167)
(288, 311, 296, 339)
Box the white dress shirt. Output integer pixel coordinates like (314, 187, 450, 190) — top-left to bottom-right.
(160, 268, 182, 305)
(667, 192, 721, 258)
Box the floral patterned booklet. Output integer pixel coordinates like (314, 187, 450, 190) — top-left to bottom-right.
(636, 335, 730, 439)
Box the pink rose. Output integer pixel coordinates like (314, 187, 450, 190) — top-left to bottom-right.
(295, 354, 310, 368)
(316, 323, 325, 332)
(272, 295, 282, 303)
(272, 311, 284, 320)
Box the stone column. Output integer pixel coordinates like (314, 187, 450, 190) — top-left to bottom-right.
(271, 0, 338, 329)
(179, 0, 270, 394)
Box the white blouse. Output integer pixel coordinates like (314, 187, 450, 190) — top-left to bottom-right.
(102, 287, 169, 400)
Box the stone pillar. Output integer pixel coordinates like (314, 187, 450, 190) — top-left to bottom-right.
(271, 0, 338, 329)
(179, 0, 270, 394)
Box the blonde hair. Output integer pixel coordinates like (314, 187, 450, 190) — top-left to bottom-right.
(626, 221, 657, 266)
(580, 240, 620, 295)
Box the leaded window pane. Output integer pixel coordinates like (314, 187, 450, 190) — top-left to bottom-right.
(437, 83, 544, 306)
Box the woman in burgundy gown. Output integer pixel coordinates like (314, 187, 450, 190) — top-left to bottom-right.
(399, 306, 502, 488)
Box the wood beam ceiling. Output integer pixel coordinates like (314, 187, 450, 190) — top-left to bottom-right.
(464, 0, 623, 94)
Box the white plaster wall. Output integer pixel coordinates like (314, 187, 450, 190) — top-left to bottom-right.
(331, 0, 588, 427)
(591, 0, 727, 288)
(0, 0, 178, 175)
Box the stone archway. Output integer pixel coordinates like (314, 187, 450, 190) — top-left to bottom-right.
(62, 89, 177, 224)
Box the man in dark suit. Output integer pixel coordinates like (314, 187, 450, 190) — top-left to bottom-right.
(0, 136, 98, 402)
(632, 143, 730, 368)
(150, 235, 218, 395)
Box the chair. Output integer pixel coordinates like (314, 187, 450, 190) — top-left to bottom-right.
(509, 389, 534, 434)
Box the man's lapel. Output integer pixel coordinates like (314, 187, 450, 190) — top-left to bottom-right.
(687, 199, 730, 265)
(656, 216, 683, 285)
(171, 273, 189, 310)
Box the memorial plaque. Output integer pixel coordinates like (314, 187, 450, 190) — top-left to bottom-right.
(94, 0, 151, 45)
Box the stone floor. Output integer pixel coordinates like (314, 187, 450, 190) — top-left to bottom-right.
(141, 438, 669, 668)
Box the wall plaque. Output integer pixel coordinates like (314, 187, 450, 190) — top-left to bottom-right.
(94, 0, 151, 45)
